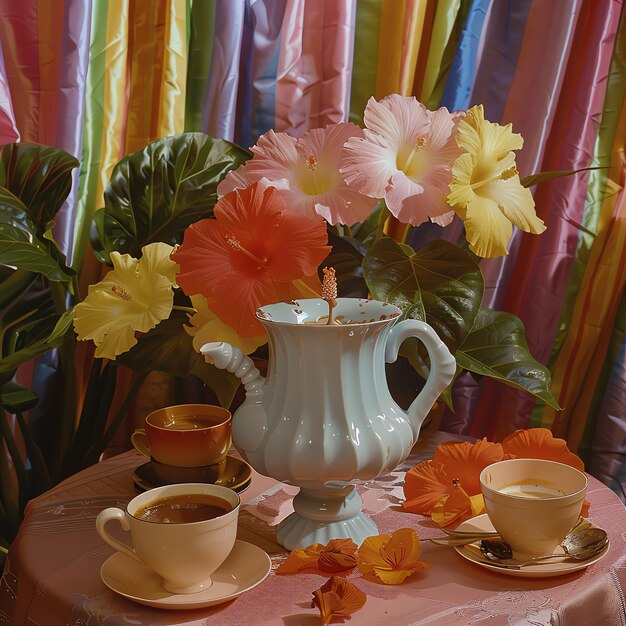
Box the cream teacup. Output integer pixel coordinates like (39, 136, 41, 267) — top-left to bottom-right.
(131, 403, 232, 468)
(480, 459, 587, 557)
(96, 483, 239, 594)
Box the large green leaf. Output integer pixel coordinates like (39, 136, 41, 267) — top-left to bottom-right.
(0, 188, 74, 283)
(0, 222, 74, 282)
(95, 132, 251, 257)
(455, 308, 560, 409)
(0, 143, 78, 226)
(0, 308, 74, 374)
(363, 237, 484, 352)
(117, 315, 240, 408)
(324, 231, 368, 298)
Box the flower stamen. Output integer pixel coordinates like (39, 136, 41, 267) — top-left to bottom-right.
(111, 285, 132, 300)
(398, 136, 428, 175)
(305, 155, 318, 171)
(322, 267, 337, 325)
(470, 166, 518, 191)
(225, 234, 268, 268)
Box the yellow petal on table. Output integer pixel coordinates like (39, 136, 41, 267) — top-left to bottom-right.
(357, 528, 430, 585)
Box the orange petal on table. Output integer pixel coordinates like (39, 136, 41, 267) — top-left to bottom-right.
(277, 538, 358, 575)
(357, 528, 430, 585)
(403, 460, 455, 515)
(311, 576, 367, 626)
(501, 428, 585, 471)
(433, 439, 505, 496)
(276, 544, 325, 574)
(431, 482, 486, 528)
(318, 539, 358, 573)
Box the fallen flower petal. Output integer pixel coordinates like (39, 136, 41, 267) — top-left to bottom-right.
(277, 538, 358, 575)
(311, 576, 366, 626)
(357, 528, 430, 584)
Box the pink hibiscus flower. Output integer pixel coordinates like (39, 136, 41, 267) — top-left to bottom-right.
(218, 123, 377, 226)
(340, 95, 461, 227)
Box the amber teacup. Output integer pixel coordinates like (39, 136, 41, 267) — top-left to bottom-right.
(132, 404, 232, 468)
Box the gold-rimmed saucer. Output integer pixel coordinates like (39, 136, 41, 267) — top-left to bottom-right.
(101, 540, 271, 609)
(453, 513, 609, 578)
(133, 455, 252, 493)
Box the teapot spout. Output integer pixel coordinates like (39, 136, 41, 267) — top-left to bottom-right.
(200, 342, 266, 458)
(200, 342, 265, 399)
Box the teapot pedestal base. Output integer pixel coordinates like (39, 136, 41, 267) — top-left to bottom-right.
(275, 485, 378, 550)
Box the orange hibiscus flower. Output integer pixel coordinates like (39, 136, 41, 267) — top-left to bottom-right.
(501, 428, 584, 471)
(403, 439, 504, 518)
(172, 183, 330, 337)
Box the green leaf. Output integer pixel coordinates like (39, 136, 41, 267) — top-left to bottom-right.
(0, 188, 75, 283)
(325, 230, 368, 298)
(95, 132, 251, 257)
(0, 381, 38, 412)
(117, 315, 240, 408)
(14, 411, 52, 495)
(0, 222, 74, 282)
(521, 166, 606, 188)
(0, 308, 74, 374)
(0, 143, 79, 226)
(455, 308, 560, 409)
(363, 237, 484, 352)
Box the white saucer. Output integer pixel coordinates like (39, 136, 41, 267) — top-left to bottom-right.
(454, 514, 609, 578)
(101, 540, 271, 609)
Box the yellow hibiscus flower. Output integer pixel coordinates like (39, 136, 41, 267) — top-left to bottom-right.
(74, 243, 179, 360)
(447, 105, 546, 258)
(184, 294, 266, 355)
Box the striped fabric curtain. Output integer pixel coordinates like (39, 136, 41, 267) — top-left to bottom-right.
(0, 0, 625, 496)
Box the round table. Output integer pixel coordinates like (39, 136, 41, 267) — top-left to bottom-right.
(2, 430, 626, 626)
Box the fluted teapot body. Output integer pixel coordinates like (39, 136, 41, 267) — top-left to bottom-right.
(201, 298, 455, 549)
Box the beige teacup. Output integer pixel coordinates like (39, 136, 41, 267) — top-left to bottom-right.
(96, 483, 239, 594)
(480, 459, 587, 557)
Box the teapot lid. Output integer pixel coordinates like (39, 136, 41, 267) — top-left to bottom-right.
(255, 298, 401, 326)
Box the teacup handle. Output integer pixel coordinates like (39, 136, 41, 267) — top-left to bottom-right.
(131, 429, 151, 457)
(96, 507, 144, 566)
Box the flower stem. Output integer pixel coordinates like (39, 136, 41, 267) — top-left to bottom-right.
(172, 305, 196, 314)
(292, 279, 321, 299)
(375, 204, 391, 241)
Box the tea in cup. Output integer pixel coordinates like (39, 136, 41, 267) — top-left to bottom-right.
(96, 483, 239, 593)
(480, 459, 587, 556)
(131, 403, 232, 468)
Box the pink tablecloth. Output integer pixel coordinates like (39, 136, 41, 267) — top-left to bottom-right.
(2, 430, 626, 626)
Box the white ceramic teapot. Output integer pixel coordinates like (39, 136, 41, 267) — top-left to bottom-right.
(201, 298, 455, 549)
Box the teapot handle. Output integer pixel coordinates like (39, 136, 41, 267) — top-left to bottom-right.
(385, 320, 456, 438)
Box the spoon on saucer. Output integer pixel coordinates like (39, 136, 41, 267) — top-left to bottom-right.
(479, 527, 608, 569)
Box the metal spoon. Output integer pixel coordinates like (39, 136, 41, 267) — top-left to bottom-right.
(479, 528, 608, 569)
